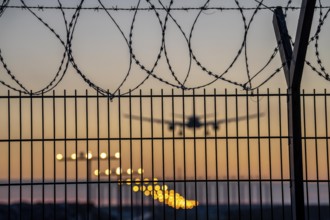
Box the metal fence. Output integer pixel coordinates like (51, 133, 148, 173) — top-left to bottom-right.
(0, 89, 329, 220)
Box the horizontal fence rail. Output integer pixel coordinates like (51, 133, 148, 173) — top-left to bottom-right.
(0, 89, 329, 220)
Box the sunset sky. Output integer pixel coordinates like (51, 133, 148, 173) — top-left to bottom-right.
(0, 0, 330, 206)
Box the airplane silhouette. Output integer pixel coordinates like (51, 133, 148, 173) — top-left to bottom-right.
(125, 112, 262, 135)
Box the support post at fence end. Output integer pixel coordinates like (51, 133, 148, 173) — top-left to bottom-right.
(273, 1, 316, 219)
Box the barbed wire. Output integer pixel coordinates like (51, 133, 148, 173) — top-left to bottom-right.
(308, 0, 330, 81)
(0, 0, 329, 97)
(1, 5, 330, 11)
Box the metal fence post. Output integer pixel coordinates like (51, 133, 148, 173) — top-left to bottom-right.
(273, 1, 316, 219)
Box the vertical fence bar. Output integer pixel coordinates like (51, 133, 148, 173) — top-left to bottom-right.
(150, 89, 155, 220)
(302, 90, 309, 219)
(85, 90, 90, 220)
(42, 92, 45, 220)
(7, 90, 11, 220)
(118, 91, 123, 220)
(213, 89, 220, 220)
(96, 91, 100, 219)
(267, 89, 274, 220)
(128, 90, 133, 220)
(139, 90, 144, 219)
(181, 89, 187, 215)
(19, 92, 22, 220)
(64, 90, 68, 220)
(246, 90, 252, 220)
(53, 90, 57, 220)
(257, 89, 263, 220)
(203, 89, 209, 220)
(325, 89, 330, 219)
(74, 90, 78, 220)
(171, 89, 177, 220)
(235, 89, 241, 220)
(313, 90, 321, 220)
(107, 90, 112, 219)
(30, 91, 34, 220)
(286, 90, 293, 220)
(161, 89, 166, 220)
(278, 89, 285, 220)
(192, 89, 197, 220)
(225, 89, 230, 219)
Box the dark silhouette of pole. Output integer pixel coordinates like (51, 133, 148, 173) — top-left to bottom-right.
(273, 1, 316, 219)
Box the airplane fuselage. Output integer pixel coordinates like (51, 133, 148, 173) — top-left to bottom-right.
(186, 117, 203, 128)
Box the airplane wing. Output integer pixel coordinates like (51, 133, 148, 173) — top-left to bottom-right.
(124, 114, 184, 127)
(205, 113, 263, 126)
